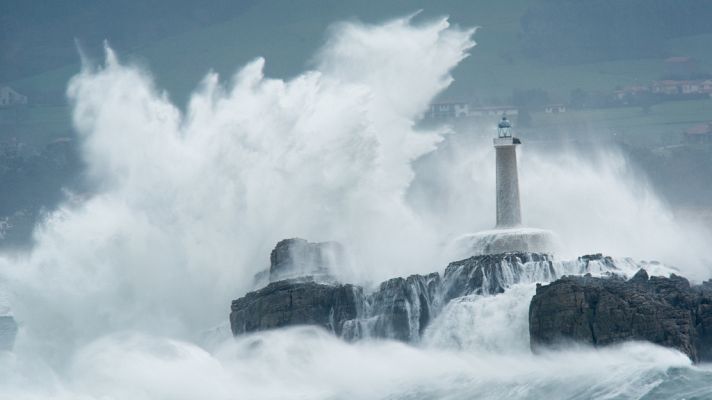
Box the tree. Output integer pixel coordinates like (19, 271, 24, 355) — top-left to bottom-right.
(569, 88, 588, 109)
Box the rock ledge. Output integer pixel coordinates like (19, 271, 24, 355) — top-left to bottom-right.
(529, 270, 712, 362)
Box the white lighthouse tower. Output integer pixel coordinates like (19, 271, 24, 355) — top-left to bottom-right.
(451, 117, 557, 257)
(494, 116, 522, 228)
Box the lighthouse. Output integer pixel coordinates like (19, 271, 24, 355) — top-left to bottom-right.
(450, 116, 557, 257)
(494, 117, 522, 228)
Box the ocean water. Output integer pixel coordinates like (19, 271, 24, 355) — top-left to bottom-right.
(0, 14, 711, 399)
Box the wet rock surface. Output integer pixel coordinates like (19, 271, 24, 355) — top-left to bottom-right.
(344, 273, 442, 342)
(233, 238, 694, 352)
(442, 253, 554, 301)
(529, 269, 712, 362)
(232, 240, 564, 342)
(269, 238, 345, 282)
(230, 279, 362, 336)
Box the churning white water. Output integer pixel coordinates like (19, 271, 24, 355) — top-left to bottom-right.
(0, 14, 711, 399)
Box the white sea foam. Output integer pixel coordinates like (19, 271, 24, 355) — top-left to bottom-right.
(0, 326, 696, 400)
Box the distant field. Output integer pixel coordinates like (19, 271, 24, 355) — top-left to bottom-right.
(5, 0, 531, 105)
(530, 99, 712, 147)
(2, 97, 709, 150)
(0, 106, 72, 146)
(4, 1, 712, 148)
(15, 0, 712, 103)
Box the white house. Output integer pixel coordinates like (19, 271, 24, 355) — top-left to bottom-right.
(544, 104, 566, 113)
(426, 102, 470, 118)
(702, 80, 712, 91)
(615, 85, 651, 99)
(453, 103, 469, 118)
(469, 106, 518, 117)
(425, 103, 518, 119)
(651, 80, 680, 95)
(0, 86, 28, 107)
(681, 81, 702, 94)
(685, 123, 712, 144)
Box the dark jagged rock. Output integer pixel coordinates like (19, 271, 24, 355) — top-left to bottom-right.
(230, 278, 362, 336)
(529, 270, 712, 362)
(235, 251, 547, 343)
(268, 238, 345, 282)
(578, 253, 617, 271)
(442, 253, 554, 301)
(231, 238, 630, 343)
(232, 239, 564, 342)
(349, 273, 442, 342)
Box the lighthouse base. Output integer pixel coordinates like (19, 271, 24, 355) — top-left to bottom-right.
(451, 228, 558, 258)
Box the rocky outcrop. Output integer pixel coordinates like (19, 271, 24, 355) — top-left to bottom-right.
(230, 279, 362, 336)
(231, 239, 610, 342)
(529, 269, 712, 362)
(267, 238, 345, 282)
(577, 253, 617, 271)
(442, 253, 554, 301)
(343, 273, 442, 342)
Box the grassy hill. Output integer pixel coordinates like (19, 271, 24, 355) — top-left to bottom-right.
(1, 0, 529, 145)
(3, 0, 712, 147)
(5, 1, 531, 102)
(1, 0, 712, 246)
(530, 99, 712, 146)
(9, 1, 712, 99)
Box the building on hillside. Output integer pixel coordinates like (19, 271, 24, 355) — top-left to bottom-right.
(684, 123, 712, 144)
(702, 80, 712, 92)
(544, 104, 566, 113)
(651, 79, 712, 96)
(426, 102, 469, 119)
(681, 81, 703, 94)
(665, 56, 697, 77)
(614, 85, 650, 100)
(0, 86, 28, 107)
(424, 103, 518, 120)
(468, 106, 518, 117)
(651, 80, 681, 95)
(452, 103, 469, 117)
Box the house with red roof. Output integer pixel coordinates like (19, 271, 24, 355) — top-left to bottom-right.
(685, 123, 712, 144)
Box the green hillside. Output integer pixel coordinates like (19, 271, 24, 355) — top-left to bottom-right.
(1, 0, 712, 246)
(6, 1, 532, 102)
(531, 99, 712, 145)
(3, 0, 712, 146)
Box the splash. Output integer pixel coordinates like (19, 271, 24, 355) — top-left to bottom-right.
(1, 16, 474, 355)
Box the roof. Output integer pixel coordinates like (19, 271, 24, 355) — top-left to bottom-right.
(623, 85, 650, 91)
(431, 101, 468, 106)
(470, 106, 518, 110)
(655, 80, 681, 85)
(665, 56, 693, 63)
(653, 79, 712, 86)
(685, 123, 712, 135)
